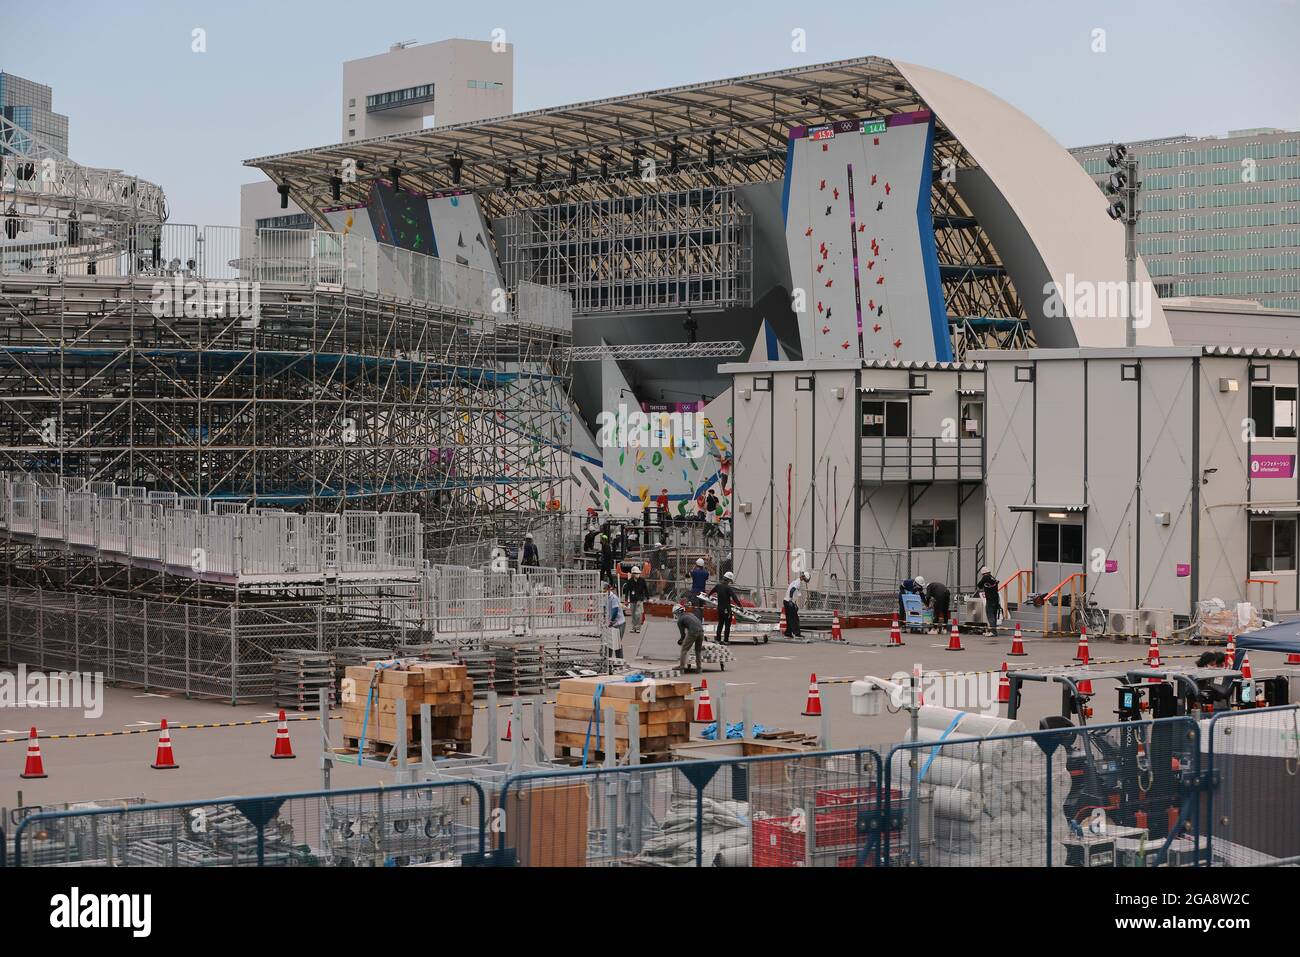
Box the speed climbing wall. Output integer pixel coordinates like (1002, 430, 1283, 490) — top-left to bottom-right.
(783, 110, 950, 363)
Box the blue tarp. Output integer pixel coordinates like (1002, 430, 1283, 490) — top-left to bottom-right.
(1233, 620, 1300, 667)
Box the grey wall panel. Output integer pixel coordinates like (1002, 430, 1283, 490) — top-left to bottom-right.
(983, 362, 1035, 585)
(732, 373, 774, 587)
(1197, 357, 1253, 610)
(1084, 360, 1141, 612)
(1136, 359, 1196, 615)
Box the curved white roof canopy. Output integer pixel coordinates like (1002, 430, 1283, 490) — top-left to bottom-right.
(896, 60, 1172, 347)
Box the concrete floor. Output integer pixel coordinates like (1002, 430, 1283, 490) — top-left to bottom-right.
(1, 619, 1287, 812)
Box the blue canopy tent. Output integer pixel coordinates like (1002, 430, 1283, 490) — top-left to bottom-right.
(1233, 620, 1300, 668)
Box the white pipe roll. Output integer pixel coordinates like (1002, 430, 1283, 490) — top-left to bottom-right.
(891, 753, 984, 791)
(931, 785, 982, 822)
(917, 706, 1023, 737)
(904, 727, 1016, 769)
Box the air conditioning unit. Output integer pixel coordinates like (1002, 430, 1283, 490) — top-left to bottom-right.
(1108, 609, 1140, 636)
(1140, 608, 1175, 639)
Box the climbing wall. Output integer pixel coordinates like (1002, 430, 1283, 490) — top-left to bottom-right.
(783, 111, 950, 363)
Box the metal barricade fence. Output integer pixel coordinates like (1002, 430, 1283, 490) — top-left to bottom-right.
(12, 779, 487, 867)
(1202, 704, 1300, 866)
(492, 748, 885, 867)
(881, 715, 1202, 867)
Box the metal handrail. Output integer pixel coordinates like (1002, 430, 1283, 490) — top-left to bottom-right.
(998, 568, 1033, 609)
(1041, 571, 1085, 635)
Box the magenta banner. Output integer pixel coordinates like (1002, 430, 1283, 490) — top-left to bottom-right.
(1251, 453, 1296, 478)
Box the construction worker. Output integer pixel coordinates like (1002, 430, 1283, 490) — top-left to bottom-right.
(917, 575, 951, 631)
(977, 566, 1001, 636)
(705, 488, 719, 518)
(689, 557, 709, 612)
(599, 533, 614, 585)
(606, 582, 626, 660)
(624, 564, 648, 633)
(656, 487, 670, 525)
(520, 532, 540, 570)
(899, 576, 923, 621)
(784, 570, 810, 638)
(709, 570, 738, 644)
(673, 603, 705, 673)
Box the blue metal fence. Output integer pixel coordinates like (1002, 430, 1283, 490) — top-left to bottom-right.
(6, 706, 1299, 867)
(11, 779, 486, 867)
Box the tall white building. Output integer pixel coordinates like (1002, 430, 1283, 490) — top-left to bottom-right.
(242, 38, 514, 230)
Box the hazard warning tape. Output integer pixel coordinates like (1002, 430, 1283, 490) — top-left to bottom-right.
(0, 714, 337, 745)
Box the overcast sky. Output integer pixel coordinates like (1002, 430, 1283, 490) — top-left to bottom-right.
(3, 0, 1297, 226)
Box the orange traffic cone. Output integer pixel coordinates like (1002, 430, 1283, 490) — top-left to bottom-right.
(997, 662, 1010, 704)
(946, 618, 964, 651)
(694, 679, 715, 722)
(20, 727, 47, 779)
(1225, 634, 1237, 663)
(889, 613, 904, 647)
(151, 719, 179, 770)
(1009, 621, 1026, 656)
(1077, 677, 1094, 696)
(778, 607, 788, 636)
(1147, 631, 1162, 684)
(802, 674, 823, 716)
(1241, 653, 1258, 705)
(831, 611, 844, 642)
(270, 709, 295, 759)
(1074, 627, 1090, 664)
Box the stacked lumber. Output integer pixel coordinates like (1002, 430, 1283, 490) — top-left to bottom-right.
(554, 675, 692, 760)
(341, 661, 474, 756)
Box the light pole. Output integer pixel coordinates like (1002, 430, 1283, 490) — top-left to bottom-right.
(1105, 144, 1141, 347)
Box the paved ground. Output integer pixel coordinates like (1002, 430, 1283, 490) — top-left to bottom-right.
(1, 619, 1286, 813)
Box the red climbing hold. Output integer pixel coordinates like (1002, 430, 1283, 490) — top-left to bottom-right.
(893, 339, 902, 348)
(816, 263, 823, 273)
(872, 323, 882, 333)
(804, 226, 813, 237)
(819, 179, 826, 191)
(867, 260, 874, 270)
(833, 188, 840, 200)
(825, 279, 833, 288)
(842, 341, 851, 350)
(871, 174, 877, 185)
(885, 182, 892, 195)
(817, 301, 824, 313)
(821, 325, 830, 334)
(876, 276, 885, 285)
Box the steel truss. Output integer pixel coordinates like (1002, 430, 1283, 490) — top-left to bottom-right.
(0, 273, 572, 597)
(496, 186, 753, 315)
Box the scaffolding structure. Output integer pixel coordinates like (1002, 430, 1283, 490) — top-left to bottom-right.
(497, 187, 753, 315)
(0, 224, 574, 579)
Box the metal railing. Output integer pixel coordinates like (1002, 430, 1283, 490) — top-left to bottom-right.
(0, 218, 573, 330)
(860, 436, 983, 483)
(12, 779, 487, 867)
(0, 473, 422, 583)
(492, 748, 885, 867)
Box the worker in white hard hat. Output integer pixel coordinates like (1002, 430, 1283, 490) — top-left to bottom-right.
(606, 580, 626, 660)
(624, 564, 648, 634)
(520, 532, 540, 570)
(976, 565, 1001, 636)
(689, 557, 709, 614)
(783, 570, 811, 638)
(708, 569, 739, 644)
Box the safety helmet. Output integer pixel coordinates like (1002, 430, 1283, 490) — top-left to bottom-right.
(979, 566, 989, 576)
(800, 571, 810, 582)
(525, 533, 533, 540)
(724, 571, 735, 581)
(672, 604, 684, 615)
(631, 566, 640, 575)
(914, 575, 926, 588)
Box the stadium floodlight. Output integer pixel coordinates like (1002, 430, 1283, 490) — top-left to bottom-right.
(448, 154, 464, 185)
(277, 182, 290, 209)
(1105, 171, 1127, 195)
(1106, 143, 1128, 169)
(1106, 200, 1126, 221)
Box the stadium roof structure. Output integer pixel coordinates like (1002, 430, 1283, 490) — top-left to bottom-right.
(246, 55, 1173, 350)
(247, 57, 925, 213)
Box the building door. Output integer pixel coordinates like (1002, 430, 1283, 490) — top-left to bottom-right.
(1035, 518, 1084, 600)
